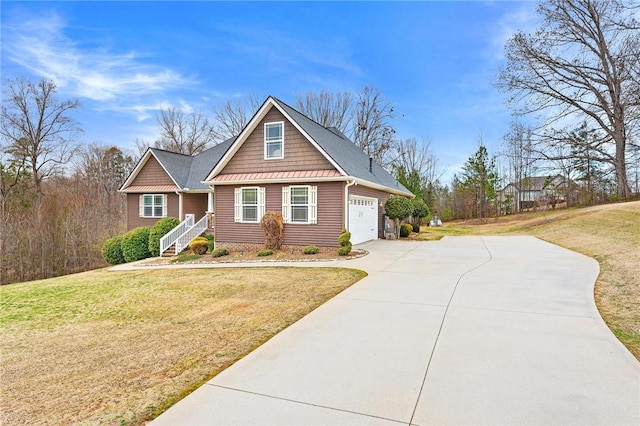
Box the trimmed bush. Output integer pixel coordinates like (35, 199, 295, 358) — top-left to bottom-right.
(338, 229, 352, 256)
(205, 234, 215, 252)
(148, 217, 180, 256)
(260, 211, 284, 250)
(411, 223, 420, 233)
(211, 247, 229, 258)
(189, 237, 209, 255)
(411, 198, 430, 222)
(338, 243, 352, 256)
(102, 235, 125, 265)
(384, 196, 414, 222)
(400, 223, 413, 237)
(303, 245, 319, 255)
(337, 230, 351, 247)
(121, 226, 151, 262)
(257, 248, 273, 256)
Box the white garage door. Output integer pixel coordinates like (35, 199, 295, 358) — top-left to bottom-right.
(349, 196, 378, 245)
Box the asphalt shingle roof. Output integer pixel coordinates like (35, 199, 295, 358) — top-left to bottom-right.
(272, 97, 411, 195)
(141, 97, 409, 196)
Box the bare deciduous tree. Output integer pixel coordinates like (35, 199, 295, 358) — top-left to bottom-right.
(497, 0, 640, 199)
(353, 86, 397, 168)
(155, 107, 214, 155)
(295, 90, 353, 133)
(211, 95, 263, 143)
(0, 78, 80, 195)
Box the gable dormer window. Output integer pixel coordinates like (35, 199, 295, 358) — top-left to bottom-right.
(264, 121, 284, 159)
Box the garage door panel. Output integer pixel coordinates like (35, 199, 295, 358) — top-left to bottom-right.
(349, 196, 378, 245)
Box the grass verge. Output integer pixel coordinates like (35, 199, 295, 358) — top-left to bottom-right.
(0, 267, 365, 425)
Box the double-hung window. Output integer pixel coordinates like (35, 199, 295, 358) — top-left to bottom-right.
(139, 194, 166, 218)
(264, 122, 284, 159)
(282, 185, 317, 224)
(234, 187, 265, 223)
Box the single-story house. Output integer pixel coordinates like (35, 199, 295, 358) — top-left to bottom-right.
(119, 96, 412, 253)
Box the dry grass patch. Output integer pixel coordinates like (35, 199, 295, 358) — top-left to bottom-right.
(0, 267, 365, 425)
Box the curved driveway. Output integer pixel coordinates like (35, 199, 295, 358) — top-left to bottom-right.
(151, 236, 640, 425)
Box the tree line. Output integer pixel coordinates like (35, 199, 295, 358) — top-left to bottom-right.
(2, 0, 638, 284)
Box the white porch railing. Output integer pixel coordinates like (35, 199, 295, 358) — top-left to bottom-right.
(160, 214, 194, 255)
(175, 215, 208, 254)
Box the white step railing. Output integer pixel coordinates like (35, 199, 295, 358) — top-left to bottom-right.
(160, 214, 194, 255)
(175, 215, 208, 254)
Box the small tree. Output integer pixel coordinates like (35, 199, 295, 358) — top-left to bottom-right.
(384, 195, 413, 236)
(411, 198, 430, 224)
(260, 211, 284, 250)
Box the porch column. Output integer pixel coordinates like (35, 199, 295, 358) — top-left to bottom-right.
(178, 192, 184, 220)
(207, 192, 214, 229)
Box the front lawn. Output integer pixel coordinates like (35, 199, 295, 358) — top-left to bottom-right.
(0, 267, 365, 425)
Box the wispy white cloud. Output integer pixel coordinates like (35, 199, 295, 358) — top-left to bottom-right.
(487, 3, 539, 62)
(2, 12, 195, 120)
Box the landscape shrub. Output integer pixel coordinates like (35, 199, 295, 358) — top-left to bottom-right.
(411, 223, 421, 233)
(257, 248, 273, 256)
(101, 235, 125, 265)
(205, 234, 215, 252)
(148, 217, 180, 256)
(303, 245, 319, 255)
(400, 223, 412, 237)
(260, 211, 284, 250)
(337, 229, 352, 256)
(121, 226, 151, 262)
(411, 198, 430, 223)
(189, 237, 209, 255)
(211, 247, 229, 258)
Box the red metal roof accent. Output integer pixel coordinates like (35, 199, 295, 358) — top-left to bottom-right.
(121, 185, 178, 192)
(212, 170, 341, 182)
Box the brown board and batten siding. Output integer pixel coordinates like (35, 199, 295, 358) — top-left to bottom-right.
(215, 182, 344, 247)
(221, 108, 337, 175)
(349, 185, 392, 239)
(129, 156, 176, 186)
(126, 193, 179, 230)
(182, 193, 208, 220)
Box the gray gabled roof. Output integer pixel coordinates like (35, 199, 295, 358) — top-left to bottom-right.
(140, 138, 235, 191)
(271, 97, 411, 195)
(184, 137, 235, 190)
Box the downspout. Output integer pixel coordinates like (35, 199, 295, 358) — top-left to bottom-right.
(344, 179, 356, 231)
(176, 190, 183, 220)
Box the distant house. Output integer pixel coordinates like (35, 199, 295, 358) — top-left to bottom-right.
(119, 96, 412, 253)
(499, 175, 578, 212)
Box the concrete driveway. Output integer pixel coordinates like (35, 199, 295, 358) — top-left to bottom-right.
(151, 236, 640, 425)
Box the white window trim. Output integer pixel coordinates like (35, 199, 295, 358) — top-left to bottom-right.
(139, 194, 167, 218)
(234, 187, 265, 223)
(282, 185, 317, 225)
(264, 121, 284, 160)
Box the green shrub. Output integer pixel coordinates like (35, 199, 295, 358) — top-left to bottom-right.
(205, 234, 215, 252)
(400, 223, 413, 237)
(101, 235, 125, 265)
(411, 223, 420, 233)
(148, 217, 180, 256)
(211, 247, 229, 258)
(337, 230, 351, 247)
(303, 245, 319, 255)
(338, 243, 352, 256)
(411, 198, 430, 221)
(121, 226, 151, 262)
(338, 229, 352, 256)
(257, 248, 273, 256)
(189, 237, 209, 255)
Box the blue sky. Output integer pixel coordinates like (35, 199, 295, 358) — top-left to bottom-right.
(1, 1, 540, 179)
